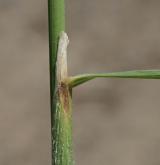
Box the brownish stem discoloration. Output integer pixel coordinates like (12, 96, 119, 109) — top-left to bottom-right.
(58, 81, 71, 113)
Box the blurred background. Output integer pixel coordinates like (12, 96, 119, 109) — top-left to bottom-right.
(1, 0, 160, 165)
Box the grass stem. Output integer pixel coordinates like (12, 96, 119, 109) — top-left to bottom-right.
(48, 1, 73, 165)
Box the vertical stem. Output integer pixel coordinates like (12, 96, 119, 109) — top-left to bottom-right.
(48, 0, 65, 97)
(48, 1, 73, 165)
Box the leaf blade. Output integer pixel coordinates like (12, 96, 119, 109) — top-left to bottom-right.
(69, 70, 160, 88)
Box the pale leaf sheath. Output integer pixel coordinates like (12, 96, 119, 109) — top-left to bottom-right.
(53, 32, 73, 165)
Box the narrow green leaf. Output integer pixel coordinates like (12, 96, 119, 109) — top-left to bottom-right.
(69, 70, 160, 88)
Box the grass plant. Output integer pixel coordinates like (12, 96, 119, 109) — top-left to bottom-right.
(48, 0, 160, 165)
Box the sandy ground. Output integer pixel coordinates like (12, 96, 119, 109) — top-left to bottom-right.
(1, 0, 160, 165)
